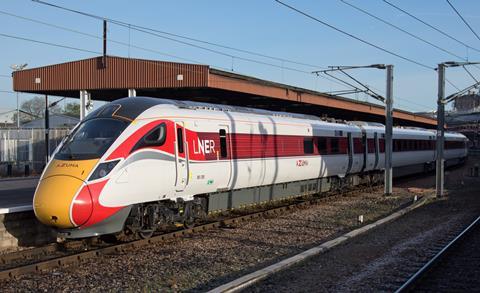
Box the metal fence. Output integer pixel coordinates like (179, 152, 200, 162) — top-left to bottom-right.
(0, 128, 71, 176)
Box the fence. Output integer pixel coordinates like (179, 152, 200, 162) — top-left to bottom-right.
(0, 128, 71, 177)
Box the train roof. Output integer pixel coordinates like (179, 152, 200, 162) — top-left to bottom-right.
(87, 97, 466, 140)
(88, 96, 346, 124)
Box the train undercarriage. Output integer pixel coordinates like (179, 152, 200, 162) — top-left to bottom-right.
(120, 171, 385, 239)
(123, 197, 208, 239)
(64, 160, 464, 241)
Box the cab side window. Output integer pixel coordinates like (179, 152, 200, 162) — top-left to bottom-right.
(131, 123, 166, 152)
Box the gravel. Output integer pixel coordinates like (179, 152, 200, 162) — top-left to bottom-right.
(413, 219, 480, 292)
(1, 178, 433, 292)
(248, 157, 480, 292)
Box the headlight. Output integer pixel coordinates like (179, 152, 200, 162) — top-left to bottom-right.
(89, 160, 120, 181)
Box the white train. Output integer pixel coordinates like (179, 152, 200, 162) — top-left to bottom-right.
(33, 97, 468, 238)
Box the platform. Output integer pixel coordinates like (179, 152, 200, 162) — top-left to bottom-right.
(0, 176, 55, 251)
(0, 177, 37, 214)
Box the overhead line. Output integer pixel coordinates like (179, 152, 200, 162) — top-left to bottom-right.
(339, 0, 466, 60)
(382, 0, 480, 54)
(111, 19, 328, 70)
(341, 0, 480, 81)
(0, 74, 11, 78)
(0, 9, 201, 65)
(127, 27, 327, 69)
(30, 0, 348, 87)
(22, 3, 351, 88)
(463, 66, 478, 83)
(274, 0, 434, 70)
(31, 1, 321, 74)
(322, 72, 362, 91)
(395, 97, 435, 111)
(338, 69, 384, 100)
(0, 16, 350, 95)
(276, 1, 464, 92)
(116, 23, 316, 74)
(318, 70, 433, 111)
(446, 79, 461, 91)
(446, 0, 480, 42)
(365, 84, 439, 111)
(0, 15, 347, 90)
(0, 109, 16, 116)
(19, 0, 444, 112)
(35, 0, 454, 100)
(31, 0, 327, 70)
(0, 32, 100, 54)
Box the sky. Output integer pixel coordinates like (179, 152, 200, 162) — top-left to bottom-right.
(1, 0, 480, 122)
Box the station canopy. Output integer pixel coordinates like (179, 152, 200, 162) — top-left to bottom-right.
(12, 55, 436, 127)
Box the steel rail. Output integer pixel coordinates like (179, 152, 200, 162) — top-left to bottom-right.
(395, 215, 480, 292)
(0, 185, 380, 281)
(0, 243, 59, 265)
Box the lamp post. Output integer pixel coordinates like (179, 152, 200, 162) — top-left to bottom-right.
(45, 95, 49, 164)
(9, 63, 28, 128)
(44, 97, 67, 163)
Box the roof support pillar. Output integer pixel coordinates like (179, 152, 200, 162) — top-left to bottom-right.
(79, 90, 91, 120)
(128, 89, 136, 97)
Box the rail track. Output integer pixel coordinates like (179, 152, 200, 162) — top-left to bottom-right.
(395, 215, 480, 292)
(0, 184, 384, 281)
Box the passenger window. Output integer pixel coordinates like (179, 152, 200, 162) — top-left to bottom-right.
(317, 137, 327, 155)
(219, 129, 227, 158)
(379, 139, 385, 153)
(367, 138, 375, 153)
(177, 127, 184, 154)
(330, 138, 340, 154)
(304, 138, 314, 154)
(354, 138, 363, 154)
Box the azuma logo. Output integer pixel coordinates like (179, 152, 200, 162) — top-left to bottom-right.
(56, 163, 79, 168)
(193, 138, 216, 155)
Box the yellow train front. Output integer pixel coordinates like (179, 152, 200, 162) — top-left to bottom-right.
(34, 159, 99, 229)
(32, 99, 136, 238)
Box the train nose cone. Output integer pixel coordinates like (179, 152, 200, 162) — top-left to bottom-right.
(33, 175, 92, 228)
(71, 185, 93, 227)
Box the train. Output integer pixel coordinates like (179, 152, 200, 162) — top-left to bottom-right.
(32, 97, 468, 239)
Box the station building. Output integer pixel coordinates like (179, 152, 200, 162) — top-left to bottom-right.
(11, 55, 436, 128)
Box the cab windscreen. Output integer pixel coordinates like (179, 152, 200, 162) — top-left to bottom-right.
(55, 118, 129, 160)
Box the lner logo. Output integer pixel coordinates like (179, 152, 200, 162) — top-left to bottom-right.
(193, 138, 216, 155)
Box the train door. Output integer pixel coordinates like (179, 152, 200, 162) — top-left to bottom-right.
(346, 132, 353, 174)
(175, 122, 189, 191)
(374, 132, 379, 169)
(361, 130, 367, 172)
(218, 125, 232, 189)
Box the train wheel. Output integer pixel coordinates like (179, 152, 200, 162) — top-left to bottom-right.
(139, 229, 154, 239)
(183, 217, 195, 229)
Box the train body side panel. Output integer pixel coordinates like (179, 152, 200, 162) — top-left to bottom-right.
(97, 105, 469, 209)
